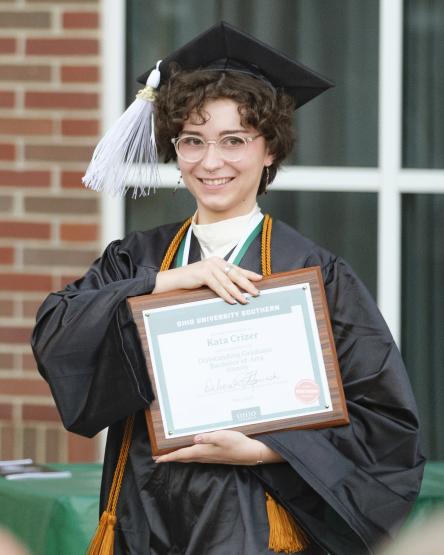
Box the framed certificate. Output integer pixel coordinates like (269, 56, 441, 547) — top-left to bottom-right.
(128, 267, 348, 455)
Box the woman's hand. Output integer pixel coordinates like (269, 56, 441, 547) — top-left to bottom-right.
(153, 430, 284, 465)
(153, 257, 262, 304)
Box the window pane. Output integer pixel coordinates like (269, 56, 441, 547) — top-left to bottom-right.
(402, 194, 444, 459)
(126, 189, 196, 232)
(403, 0, 444, 168)
(126, 190, 377, 298)
(127, 0, 378, 167)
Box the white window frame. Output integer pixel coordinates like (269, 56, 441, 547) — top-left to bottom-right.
(102, 0, 444, 347)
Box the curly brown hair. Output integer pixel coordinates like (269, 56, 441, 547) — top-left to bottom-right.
(154, 67, 295, 195)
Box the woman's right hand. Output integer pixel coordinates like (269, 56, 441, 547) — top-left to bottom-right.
(152, 257, 263, 304)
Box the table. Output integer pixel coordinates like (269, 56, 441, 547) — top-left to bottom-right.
(408, 461, 444, 522)
(0, 462, 443, 555)
(0, 464, 101, 555)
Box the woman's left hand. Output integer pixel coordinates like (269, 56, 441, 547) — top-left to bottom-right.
(153, 430, 284, 465)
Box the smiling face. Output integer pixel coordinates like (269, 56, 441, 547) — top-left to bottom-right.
(177, 98, 273, 224)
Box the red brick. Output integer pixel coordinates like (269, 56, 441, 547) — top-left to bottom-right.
(0, 403, 12, 420)
(0, 299, 14, 316)
(26, 38, 98, 56)
(1, 426, 14, 460)
(23, 404, 60, 422)
(46, 428, 64, 462)
(0, 247, 14, 264)
(63, 11, 99, 29)
(0, 64, 51, 82)
(0, 170, 50, 187)
(0, 197, 13, 212)
(61, 65, 99, 83)
(0, 378, 50, 396)
(0, 221, 51, 239)
(25, 196, 98, 215)
(0, 353, 14, 369)
(0, 118, 53, 135)
(0, 326, 32, 344)
(22, 298, 43, 318)
(60, 223, 98, 242)
(0, 12, 50, 29)
(22, 427, 37, 460)
(26, 144, 94, 163)
(0, 273, 52, 291)
(21, 353, 37, 372)
(0, 91, 14, 108)
(68, 432, 98, 462)
(0, 38, 15, 54)
(61, 119, 99, 136)
(61, 170, 83, 189)
(25, 91, 98, 109)
(26, 0, 98, 3)
(0, 143, 15, 160)
(24, 247, 96, 267)
(57, 274, 81, 289)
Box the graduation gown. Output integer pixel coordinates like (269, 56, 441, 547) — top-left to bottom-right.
(31, 219, 425, 555)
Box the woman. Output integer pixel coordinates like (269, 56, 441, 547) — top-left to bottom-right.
(32, 22, 424, 555)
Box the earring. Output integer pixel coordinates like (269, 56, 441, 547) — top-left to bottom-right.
(264, 166, 270, 194)
(174, 172, 182, 194)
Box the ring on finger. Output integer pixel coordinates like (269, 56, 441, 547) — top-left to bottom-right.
(224, 264, 234, 275)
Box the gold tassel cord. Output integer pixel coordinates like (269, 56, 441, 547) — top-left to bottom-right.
(86, 512, 117, 555)
(86, 415, 134, 555)
(88, 215, 308, 554)
(160, 217, 192, 272)
(107, 415, 135, 514)
(261, 214, 272, 277)
(266, 493, 310, 553)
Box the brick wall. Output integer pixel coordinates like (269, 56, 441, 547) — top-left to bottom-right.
(0, 0, 102, 463)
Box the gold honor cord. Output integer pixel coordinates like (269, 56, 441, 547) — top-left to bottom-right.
(87, 214, 309, 554)
(160, 217, 193, 272)
(87, 414, 135, 555)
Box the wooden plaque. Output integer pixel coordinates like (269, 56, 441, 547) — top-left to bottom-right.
(128, 267, 348, 455)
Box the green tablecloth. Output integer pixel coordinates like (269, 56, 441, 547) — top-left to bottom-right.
(0, 464, 101, 555)
(0, 462, 443, 555)
(408, 461, 444, 522)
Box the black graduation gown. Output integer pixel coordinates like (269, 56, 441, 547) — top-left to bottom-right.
(31, 219, 425, 555)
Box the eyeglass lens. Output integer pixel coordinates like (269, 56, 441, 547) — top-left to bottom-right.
(176, 135, 248, 162)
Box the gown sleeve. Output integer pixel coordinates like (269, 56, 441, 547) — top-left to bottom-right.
(254, 254, 425, 553)
(31, 239, 157, 437)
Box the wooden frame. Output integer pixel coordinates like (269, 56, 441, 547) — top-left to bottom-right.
(128, 267, 348, 455)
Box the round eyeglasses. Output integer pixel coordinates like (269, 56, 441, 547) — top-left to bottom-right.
(171, 134, 261, 163)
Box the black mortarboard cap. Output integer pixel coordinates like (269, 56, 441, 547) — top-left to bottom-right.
(137, 21, 334, 109)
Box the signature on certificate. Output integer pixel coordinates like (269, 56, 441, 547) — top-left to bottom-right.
(203, 369, 279, 394)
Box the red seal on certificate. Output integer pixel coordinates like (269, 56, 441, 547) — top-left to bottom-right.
(294, 379, 320, 404)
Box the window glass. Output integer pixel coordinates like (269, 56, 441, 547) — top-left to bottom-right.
(402, 194, 444, 459)
(126, 190, 377, 297)
(127, 0, 379, 167)
(403, 0, 444, 168)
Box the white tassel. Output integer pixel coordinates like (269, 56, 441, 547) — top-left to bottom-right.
(82, 61, 162, 198)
